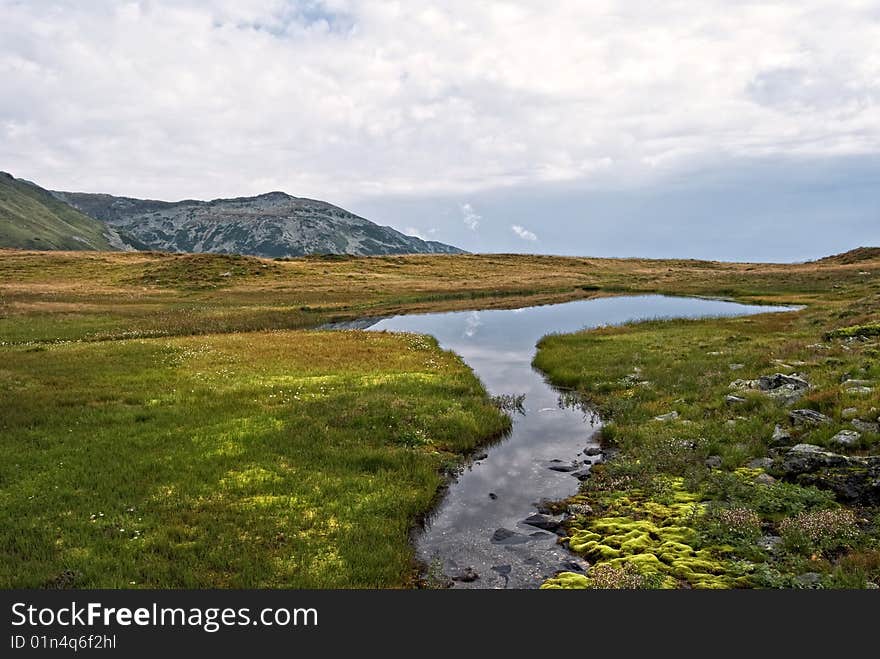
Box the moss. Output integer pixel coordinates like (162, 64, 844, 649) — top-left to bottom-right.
(541, 572, 590, 589)
(554, 478, 742, 589)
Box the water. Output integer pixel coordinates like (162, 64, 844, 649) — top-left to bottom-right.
(336, 295, 794, 588)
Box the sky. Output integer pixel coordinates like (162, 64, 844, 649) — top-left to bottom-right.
(1, 0, 878, 261)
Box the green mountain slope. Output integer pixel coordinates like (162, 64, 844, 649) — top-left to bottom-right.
(0, 172, 115, 251)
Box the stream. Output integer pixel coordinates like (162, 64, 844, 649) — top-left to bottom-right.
(332, 294, 793, 588)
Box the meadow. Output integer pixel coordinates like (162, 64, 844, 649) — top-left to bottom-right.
(1, 247, 879, 588)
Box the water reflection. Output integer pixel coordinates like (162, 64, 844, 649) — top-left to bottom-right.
(350, 295, 794, 588)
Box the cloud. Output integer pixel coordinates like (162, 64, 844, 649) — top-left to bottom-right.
(461, 203, 480, 231)
(0, 1, 878, 203)
(511, 224, 537, 241)
(403, 226, 436, 240)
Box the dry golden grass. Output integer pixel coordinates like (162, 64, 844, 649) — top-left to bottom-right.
(3, 247, 879, 343)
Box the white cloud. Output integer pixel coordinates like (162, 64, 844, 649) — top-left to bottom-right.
(403, 226, 436, 240)
(461, 203, 480, 231)
(0, 1, 878, 202)
(511, 224, 537, 241)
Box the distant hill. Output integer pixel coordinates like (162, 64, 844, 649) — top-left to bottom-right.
(52, 189, 465, 257)
(813, 247, 880, 265)
(0, 172, 118, 251)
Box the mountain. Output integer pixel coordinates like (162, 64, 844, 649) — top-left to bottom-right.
(51, 189, 465, 257)
(0, 172, 119, 251)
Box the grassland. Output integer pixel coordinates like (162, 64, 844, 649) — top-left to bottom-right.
(0, 330, 508, 587)
(2, 246, 879, 588)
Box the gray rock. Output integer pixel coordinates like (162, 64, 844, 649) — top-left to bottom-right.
(474, 452, 489, 461)
(830, 430, 861, 447)
(583, 447, 603, 457)
(705, 455, 723, 469)
(571, 468, 593, 481)
(522, 513, 563, 531)
(847, 386, 874, 395)
(725, 395, 747, 405)
(491, 528, 529, 544)
(558, 560, 588, 573)
(852, 419, 880, 434)
(770, 425, 794, 446)
(451, 567, 479, 582)
(758, 373, 810, 392)
(730, 379, 758, 390)
(729, 363, 745, 371)
(843, 379, 873, 387)
(793, 573, 824, 589)
(748, 457, 774, 469)
(789, 409, 832, 426)
(774, 445, 880, 505)
(841, 407, 859, 419)
(654, 411, 679, 421)
(548, 461, 580, 473)
(755, 473, 777, 485)
(567, 503, 593, 516)
(780, 444, 848, 473)
(757, 535, 783, 553)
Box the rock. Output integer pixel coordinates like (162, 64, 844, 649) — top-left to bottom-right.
(451, 567, 479, 582)
(758, 373, 810, 392)
(584, 447, 603, 457)
(841, 407, 859, 419)
(528, 531, 553, 540)
(830, 430, 861, 447)
(775, 445, 880, 505)
(793, 573, 824, 589)
(488, 492, 497, 500)
(730, 379, 757, 390)
(726, 420, 737, 427)
(491, 528, 530, 544)
(654, 411, 679, 422)
(558, 560, 588, 573)
(781, 444, 849, 472)
(729, 363, 745, 371)
(843, 379, 873, 387)
(571, 468, 592, 480)
(492, 564, 511, 575)
(705, 455, 723, 469)
(847, 386, 874, 395)
(732, 373, 809, 405)
(789, 409, 832, 426)
(757, 535, 783, 553)
(852, 419, 880, 434)
(770, 425, 794, 446)
(522, 513, 563, 531)
(548, 462, 580, 473)
(748, 457, 774, 469)
(474, 452, 489, 461)
(567, 503, 593, 516)
(755, 473, 777, 485)
(725, 395, 747, 405)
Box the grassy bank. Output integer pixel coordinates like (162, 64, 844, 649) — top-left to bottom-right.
(536, 281, 880, 588)
(0, 330, 508, 587)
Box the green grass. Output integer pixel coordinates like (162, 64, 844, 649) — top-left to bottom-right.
(0, 174, 114, 251)
(0, 330, 509, 587)
(534, 293, 880, 588)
